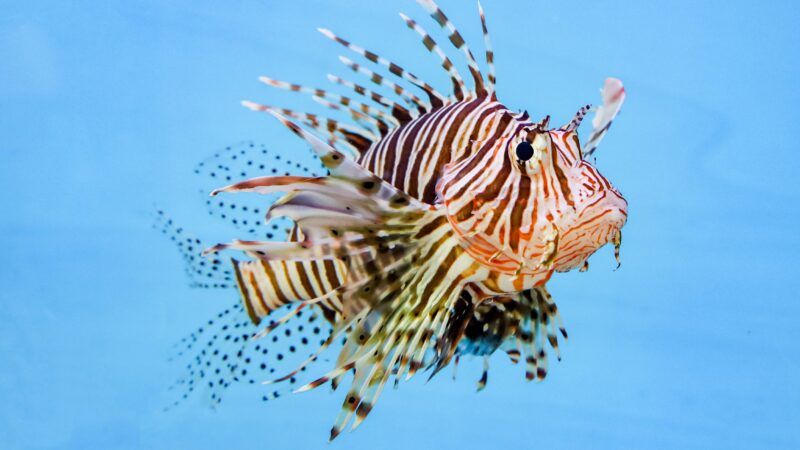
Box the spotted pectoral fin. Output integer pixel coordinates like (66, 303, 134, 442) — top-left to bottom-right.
(154, 210, 233, 289)
(194, 141, 324, 241)
(164, 302, 339, 410)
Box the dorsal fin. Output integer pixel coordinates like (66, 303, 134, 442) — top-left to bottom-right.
(318, 28, 447, 109)
(307, 95, 388, 137)
(399, 12, 466, 101)
(477, 2, 496, 94)
(241, 101, 373, 157)
(257, 76, 397, 136)
(416, 0, 487, 97)
(335, 56, 429, 115)
(325, 73, 414, 125)
(560, 104, 592, 132)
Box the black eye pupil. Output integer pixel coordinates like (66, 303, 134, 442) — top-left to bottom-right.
(515, 141, 534, 161)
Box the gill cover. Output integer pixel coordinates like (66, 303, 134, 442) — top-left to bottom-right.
(436, 117, 560, 284)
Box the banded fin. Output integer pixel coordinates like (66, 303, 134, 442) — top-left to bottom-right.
(317, 27, 447, 109)
(518, 287, 567, 381)
(326, 71, 414, 125)
(193, 141, 322, 240)
(415, 0, 487, 96)
(324, 68, 413, 123)
(399, 12, 467, 101)
(428, 290, 474, 378)
(333, 57, 429, 114)
(561, 104, 593, 132)
(432, 286, 568, 385)
(155, 211, 338, 409)
(230, 109, 428, 213)
(307, 94, 383, 138)
(231, 257, 347, 326)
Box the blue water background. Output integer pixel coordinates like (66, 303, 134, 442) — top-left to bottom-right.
(2, 1, 798, 448)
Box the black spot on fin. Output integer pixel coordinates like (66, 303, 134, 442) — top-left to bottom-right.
(153, 209, 232, 289)
(194, 141, 326, 240)
(164, 303, 338, 410)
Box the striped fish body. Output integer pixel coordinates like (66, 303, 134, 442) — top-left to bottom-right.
(199, 0, 629, 439)
(358, 95, 510, 203)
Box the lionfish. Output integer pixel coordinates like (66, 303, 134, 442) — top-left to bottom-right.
(159, 0, 627, 440)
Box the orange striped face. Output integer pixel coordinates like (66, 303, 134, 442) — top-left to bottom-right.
(547, 130, 628, 272)
(437, 121, 627, 282)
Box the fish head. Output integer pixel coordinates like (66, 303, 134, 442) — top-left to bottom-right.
(545, 128, 627, 272)
(437, 118, 627, 279)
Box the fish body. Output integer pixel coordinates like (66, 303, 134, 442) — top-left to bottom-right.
(169, 0, 629, 439)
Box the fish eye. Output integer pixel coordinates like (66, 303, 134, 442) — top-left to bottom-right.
(515, 141, 534, 162)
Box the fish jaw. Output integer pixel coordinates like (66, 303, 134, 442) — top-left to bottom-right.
(551, 188, 628, 272)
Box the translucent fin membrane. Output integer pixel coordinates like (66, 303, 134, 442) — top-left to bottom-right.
(154, 210, 232, 289)
(160, 140, 346, 409)
(194, 141, 324, 240)
(165, 303, 336, 409)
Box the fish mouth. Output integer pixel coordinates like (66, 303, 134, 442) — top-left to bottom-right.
(445, 188, 627, 277)
(552, 204, 627, 272)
